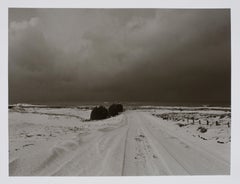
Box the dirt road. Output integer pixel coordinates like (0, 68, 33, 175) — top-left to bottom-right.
(9, 111, 230, 176)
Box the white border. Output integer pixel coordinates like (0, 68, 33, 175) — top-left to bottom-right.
(1, 1, 240, 184)
(7, 0, 231, 8)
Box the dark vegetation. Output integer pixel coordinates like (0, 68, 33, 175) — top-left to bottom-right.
(108, 104, 123, 117)
(90, 103, 124, 120)
(90, 106, 109, 120)
(176, 123, 187, 127)
(153, 112, 231, 127)
(197, 126, 208, 133)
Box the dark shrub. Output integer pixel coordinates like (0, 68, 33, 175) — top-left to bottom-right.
(108, 104, 119, 117)
(116, 104, 123, 112)
(197, 126, 208, 133)
(108, 103, 124, 117)
(220, 114, 225, 119)
(216, 121, 220, 126)
(177, 123, 186, 127)
(90, 106, 109, 120)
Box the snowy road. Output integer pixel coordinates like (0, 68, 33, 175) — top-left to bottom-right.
(122, 112, 229, 175)
(9, 111, 230, 176)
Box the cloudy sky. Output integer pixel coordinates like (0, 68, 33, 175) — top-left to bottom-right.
(9, 9, 231, 105)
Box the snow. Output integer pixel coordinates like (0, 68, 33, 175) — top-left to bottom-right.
(9, 105, 230, 176)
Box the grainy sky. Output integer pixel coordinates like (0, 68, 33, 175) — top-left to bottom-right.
(9, 9, 231, 105)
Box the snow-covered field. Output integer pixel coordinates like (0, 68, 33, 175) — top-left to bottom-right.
(9, 104, 231, 176)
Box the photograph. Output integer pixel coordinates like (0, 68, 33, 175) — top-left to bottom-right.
(8, 8, 231, 176)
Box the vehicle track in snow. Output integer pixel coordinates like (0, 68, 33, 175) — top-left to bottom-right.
(9, 111, 230, 176)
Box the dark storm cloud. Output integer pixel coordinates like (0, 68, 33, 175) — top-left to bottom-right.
(9, 9, 230, 105)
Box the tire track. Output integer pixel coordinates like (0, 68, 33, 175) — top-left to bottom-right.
(121, 115, 130, 175)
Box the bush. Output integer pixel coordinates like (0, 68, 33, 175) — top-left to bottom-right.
(108, 103, 123, 117)
(90, 106, 109, 120)
(108, 104, 119, 117)
(116, 104, 123, 112)
(177, 123, 186, 127)
(197, 126, 208, 133)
